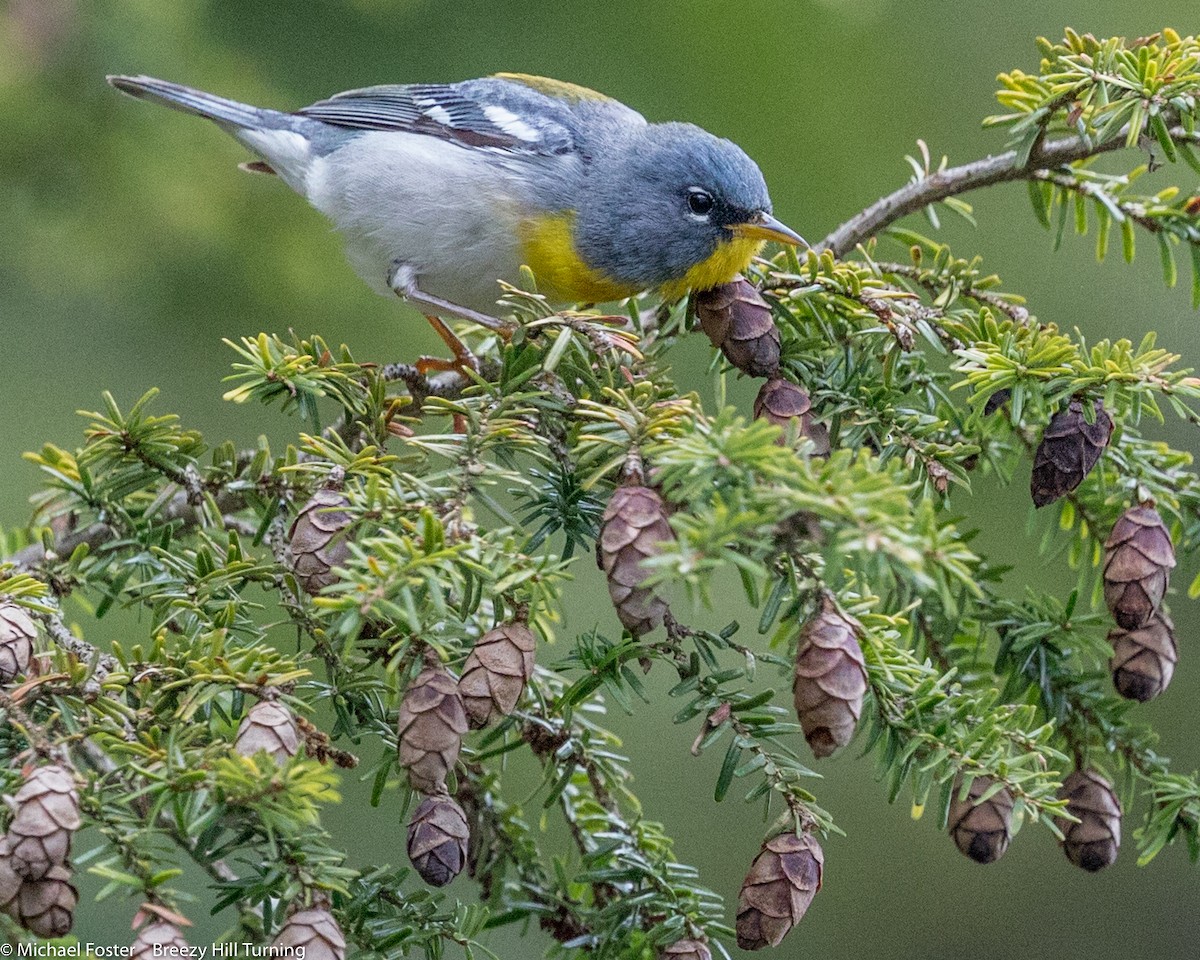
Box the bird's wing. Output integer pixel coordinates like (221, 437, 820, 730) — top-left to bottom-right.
(294, 81, 567, 155)
(295, 77, 644, 157)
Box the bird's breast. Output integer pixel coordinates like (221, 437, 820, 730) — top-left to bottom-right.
(518, 213, 642, 304)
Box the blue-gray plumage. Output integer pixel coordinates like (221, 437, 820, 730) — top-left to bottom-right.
(106, 73, 803, 316)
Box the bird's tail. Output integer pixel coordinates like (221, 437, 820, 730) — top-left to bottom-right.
(106, 75, 286, 131)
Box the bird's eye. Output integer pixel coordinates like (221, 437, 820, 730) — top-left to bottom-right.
(687, 189, 715, 217)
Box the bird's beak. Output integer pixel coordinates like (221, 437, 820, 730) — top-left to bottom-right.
(731, 212, 808, 248)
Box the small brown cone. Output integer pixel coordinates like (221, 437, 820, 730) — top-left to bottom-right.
(289, 487, 353, 596)
(598, 485, 674, 636)
(1056, 770, 1121, 872)
(1109, 612, 1177, 702)
(0, 602, 36, 684)
(15, 863, 77, 938)
(661, 938, 713, 960)
(1030, 399, 1113, 507)
(407, 792, 470, 887)
(6, 764, 81, 881)
(397, 666, 469, 793)
(695, 276, 781, 377)
(272, 906, 346, 960)
(753, 379, 831, 456)
(735, 832, 823, 950)
(235, 700, 300, 764)
(792, 605, 867, 758)
(458, 622, 537, 729)
(1103, 504, 1175, 629)
(132, 921, 191, 960)
(0, 840, 22, 917)
(948, 776, 1013, 864)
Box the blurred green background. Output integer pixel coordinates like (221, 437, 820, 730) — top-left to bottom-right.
(2, 0, 1199, 956)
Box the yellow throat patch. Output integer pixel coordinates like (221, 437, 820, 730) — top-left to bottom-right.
(519, 212, 765, 305)
(658, 236, 765, 301)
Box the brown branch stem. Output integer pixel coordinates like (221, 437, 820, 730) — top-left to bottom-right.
(817, 124, 1193, 258)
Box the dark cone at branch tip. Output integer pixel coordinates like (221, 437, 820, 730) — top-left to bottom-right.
(1109, 612, 1177, 702)
(407, 793, 470, 887)
(948, 775, 1013, 864)
(735, 832, 823, 950)
(792, 606, 868, 758)
(1055, 769, 1121, 872)
(1103, 504, 1175, 630)
(695, 276, 781, 378)
(598, 484, 674, 636)
(289, 487, 353, 596)
(458, 622, 537, 729)
(1030, 399, 1113, 507)
(0, 601, 37, 684)
(397, 666, 469, 794)
(754, 379, 831, 456)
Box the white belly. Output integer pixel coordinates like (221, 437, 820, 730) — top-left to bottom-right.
(303, 131, 530, 313)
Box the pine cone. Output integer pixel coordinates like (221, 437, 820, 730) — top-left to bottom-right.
(598, 485, 674, 636)
(235, 700, 300, 764)
(0, 840, 21, 916)
(459, 622, 537, 729)
(407, 792, 470, 887)
(792, 606, 868, 758)
(948, 776, 1013, 864)
(735, 832, 823, 950)
(397, 666, 469, 793)
(753, 379, 831, 456)
(272, 907, 346, 960)
(1030, 399, 1113, 507)
(695, 276, 781, 377)
(132, 921, 191, 960)
(1056, 769, 1121, 872)
(289, 487, 353, 596)
(0, 602, 36, 684)
(661, 938, 713, 960)
(1103, 504, 1175, 629)
(15, 863, 77, 938)
(6, 764, 81, 881)
(1109, 612, 1178, 702)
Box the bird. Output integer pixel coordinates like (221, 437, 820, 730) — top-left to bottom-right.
(107, 72, 805, 370)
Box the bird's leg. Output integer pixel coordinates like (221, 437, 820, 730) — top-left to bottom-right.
(389, 261, 517, 338)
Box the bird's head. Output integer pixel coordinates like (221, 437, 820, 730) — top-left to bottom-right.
(574, 122, 804, 295)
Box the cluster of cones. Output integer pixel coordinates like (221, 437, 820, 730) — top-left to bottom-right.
(948, 767, 1122, 873)
(1027, 399, 1180, 703)
(695, 277, 831, 456)
(0, 764, 80, 938)
(288, 477, 539, 890)
(395, 626, 536, 889)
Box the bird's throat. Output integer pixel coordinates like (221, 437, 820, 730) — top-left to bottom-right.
(658, 236, 765, 301)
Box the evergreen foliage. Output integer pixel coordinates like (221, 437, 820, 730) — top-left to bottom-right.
(1, 29, 1199, 957)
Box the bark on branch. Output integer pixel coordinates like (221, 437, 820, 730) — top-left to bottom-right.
(817, 124, 1196, 258)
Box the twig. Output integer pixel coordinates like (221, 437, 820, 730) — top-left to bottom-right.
(817, 123, 1194, 257)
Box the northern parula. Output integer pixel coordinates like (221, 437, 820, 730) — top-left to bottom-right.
(108, 73, 804, 341)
